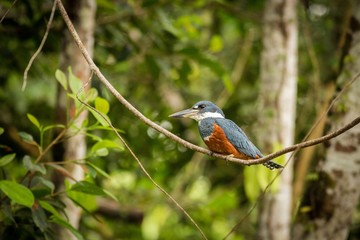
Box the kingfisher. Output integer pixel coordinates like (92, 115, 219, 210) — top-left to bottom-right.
(169, 100, 283, 170)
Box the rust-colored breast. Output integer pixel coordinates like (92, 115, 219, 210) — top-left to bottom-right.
(204, 123, 257, 160)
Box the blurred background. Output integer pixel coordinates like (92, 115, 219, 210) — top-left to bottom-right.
(0, 0, 359, 239)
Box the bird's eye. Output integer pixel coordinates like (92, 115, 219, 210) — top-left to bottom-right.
(192, 104, 206, 110)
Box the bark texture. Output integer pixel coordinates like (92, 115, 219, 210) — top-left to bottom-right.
(54, 0, 96, 239)
(293, 2, 360, 239)
(292, 83, 335, 212)
(257, 0, 298, 239)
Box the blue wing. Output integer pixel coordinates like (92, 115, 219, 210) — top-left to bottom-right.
(215, 119, 263, 158)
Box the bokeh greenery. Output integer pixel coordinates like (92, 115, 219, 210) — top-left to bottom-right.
(0, 0, 357, 239)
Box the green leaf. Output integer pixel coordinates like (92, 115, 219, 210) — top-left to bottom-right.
(90, 139, 124, 157)
(103, 189, 118, 201)
(32, 188, 52, 199)
(55, 69, 68, 90)
(51, 215, 84, 240)
(71, 179, 117, 202)
(0, 180, 34, 207)
(86, 88, 98, 103)
(68, 68, 83, 94)
(0, 127, 4, 135)
(33, 176, 55, 193)
(23, 156, 46, 174)
(88, 108, 111, 127)
(0, 153, 16, 167)
(94, 97, 110, 114)
(27, 113, 41, 129)
(86, 162, 111, 179)
(91, 139, 124, 153)
(32, 205, 48, 232)
(70, 181, 106, 196)
(18, 131, 35, 143)
(43, 124, 65, 132)
(39, 200, 63, 219)
(94, 148, 109, 157)
(67, 188, 98, 213)
(85, 132, 103, 142)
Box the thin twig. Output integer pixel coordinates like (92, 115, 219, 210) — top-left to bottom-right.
(22, 0, 57, 91)
(0, 0, 18, 23)
(34, 128, 66, 164)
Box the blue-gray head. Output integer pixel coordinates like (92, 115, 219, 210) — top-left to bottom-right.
(169, 100, 225, 121)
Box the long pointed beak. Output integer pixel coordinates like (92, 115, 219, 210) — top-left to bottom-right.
(169, 108, 199, 118)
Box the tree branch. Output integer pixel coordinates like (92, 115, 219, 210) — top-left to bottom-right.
(22, 0, 57, 91)
(0, 0, 18, 23)
(55, 0, 360, 167)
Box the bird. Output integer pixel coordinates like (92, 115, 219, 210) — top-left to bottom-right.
(169, 100, 283, 170)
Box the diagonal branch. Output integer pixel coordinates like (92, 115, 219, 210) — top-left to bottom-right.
(22, 0, 57, 91)
(55, 0, 360, 167)
(0, 0, 18, 23)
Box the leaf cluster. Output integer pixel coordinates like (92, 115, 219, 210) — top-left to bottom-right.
(0, 69, 122, 239)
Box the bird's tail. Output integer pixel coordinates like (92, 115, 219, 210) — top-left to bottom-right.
(263, 160, 283, 170)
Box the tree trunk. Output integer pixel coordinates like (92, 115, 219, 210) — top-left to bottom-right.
(54, 0, 96, 239)
(257, 0, 298, 239)
(292, 83, 335, 213)
(293, 2, 360, 239)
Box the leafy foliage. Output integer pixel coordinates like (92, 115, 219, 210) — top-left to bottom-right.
(0, 69, 122, 239)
